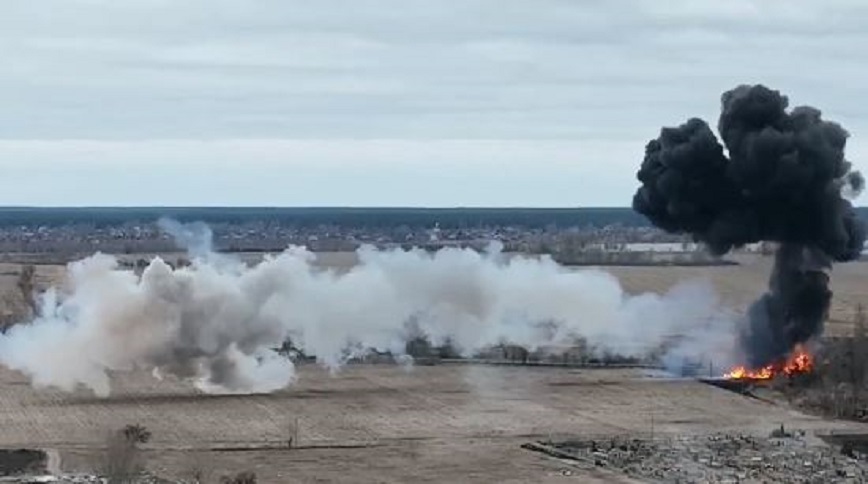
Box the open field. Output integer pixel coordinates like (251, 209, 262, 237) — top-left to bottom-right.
(0, 364, 864, 482)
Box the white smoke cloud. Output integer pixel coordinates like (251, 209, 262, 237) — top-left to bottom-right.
(157, 217, 213, 254)
(0, 222, 737, 396)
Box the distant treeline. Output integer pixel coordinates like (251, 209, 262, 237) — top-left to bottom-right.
(0, 206, 866, 229)
(0, 207, 651, 229)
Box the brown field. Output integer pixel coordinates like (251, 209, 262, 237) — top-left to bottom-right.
(1, 364, 864, 483)
(1, 251, 867, 481)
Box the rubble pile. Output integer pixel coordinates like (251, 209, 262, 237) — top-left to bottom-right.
(0, 476, 104, 483)
(0, 473, 174, 483)
(546, 430, 868, 483)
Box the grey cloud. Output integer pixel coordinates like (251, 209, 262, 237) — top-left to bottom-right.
(0, 1, 866, 205)
(1, 0, 867, 141)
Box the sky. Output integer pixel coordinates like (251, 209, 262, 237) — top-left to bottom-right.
(1, 0, 868, 207)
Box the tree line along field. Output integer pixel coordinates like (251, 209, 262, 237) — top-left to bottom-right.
(0, 205, 864, 229)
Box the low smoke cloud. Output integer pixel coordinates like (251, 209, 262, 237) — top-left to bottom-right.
(0, 223, 731, 396)
(634, 84, 866, 367)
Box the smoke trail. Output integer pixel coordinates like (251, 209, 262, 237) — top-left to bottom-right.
(157, 217, 213, 258)
(0, 222, 729, 395)
(633, 84, 865, 367)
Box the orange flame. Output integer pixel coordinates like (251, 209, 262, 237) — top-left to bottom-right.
(724, 345, 814, 380)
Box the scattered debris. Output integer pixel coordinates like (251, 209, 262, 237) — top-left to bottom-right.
(527, 431, 868, 483)
(0, 450, 48, 477)
(0, 472, 174, 483)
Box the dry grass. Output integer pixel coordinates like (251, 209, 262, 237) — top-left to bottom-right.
(182, 451, 217, 484)
(219, 471, 256, 484)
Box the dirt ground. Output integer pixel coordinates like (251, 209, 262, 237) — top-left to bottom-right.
(0, 364, 864, 483)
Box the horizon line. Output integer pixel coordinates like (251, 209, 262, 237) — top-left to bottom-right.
(0, 205, 629, 210)
(0, 205, 864, 211)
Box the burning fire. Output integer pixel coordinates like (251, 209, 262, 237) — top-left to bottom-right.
(724, 345, 815, 380)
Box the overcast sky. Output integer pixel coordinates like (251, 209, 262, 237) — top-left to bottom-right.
(2, 0, 867, 206)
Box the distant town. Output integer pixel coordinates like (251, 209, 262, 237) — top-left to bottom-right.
(0, 207, 790, 265)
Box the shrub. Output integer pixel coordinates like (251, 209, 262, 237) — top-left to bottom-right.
(122, 423, 152, 445)
(101, 424, 151, 484)
(221, 471, 257, 484)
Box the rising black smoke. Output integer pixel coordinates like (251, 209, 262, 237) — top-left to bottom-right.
(633, 84, 866, 367)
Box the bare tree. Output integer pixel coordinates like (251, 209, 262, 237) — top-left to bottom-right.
(16, 264, 37, 317)
(0, 292, 29, 331)
(101, 424, 151, 483)
(102, 434, 141, 483)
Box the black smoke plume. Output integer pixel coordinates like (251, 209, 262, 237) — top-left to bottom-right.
(633, 84, 865, 367)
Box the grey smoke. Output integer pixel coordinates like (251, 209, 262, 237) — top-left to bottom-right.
(0, 221, 734, 396)
(157, 217, 214, 259)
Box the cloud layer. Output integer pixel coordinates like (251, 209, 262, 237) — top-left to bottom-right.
(1, 1, 866, 205)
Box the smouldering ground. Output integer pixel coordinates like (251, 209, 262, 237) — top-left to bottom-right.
(0, 364, 863, 482)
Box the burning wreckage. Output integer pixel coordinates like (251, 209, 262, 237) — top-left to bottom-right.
(723, 343, 814, 381)
(633, 84, 865, 383)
